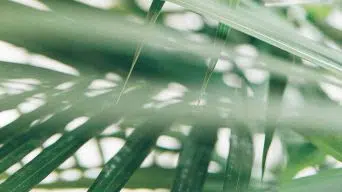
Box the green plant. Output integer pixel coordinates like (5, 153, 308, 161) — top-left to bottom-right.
(0, 0, 342, 191)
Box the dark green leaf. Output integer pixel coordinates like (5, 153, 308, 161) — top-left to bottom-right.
(171, 125, 217, 192)
(281, 143, 324, 181)
(262, 74, 287, 179)
(116, 0, 165, 103)
(198, 0, 240, 101)
(223, 126, 254, 192)
(0, 88, 146, 191)
(88, 116, 172, 192)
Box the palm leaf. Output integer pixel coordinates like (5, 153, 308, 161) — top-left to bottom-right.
(171, 124, 217, 191)
(0, 0, 341, 192)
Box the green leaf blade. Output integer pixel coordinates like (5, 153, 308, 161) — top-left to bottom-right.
(88, 117, 172, 192)
(171, 125, 217, 192)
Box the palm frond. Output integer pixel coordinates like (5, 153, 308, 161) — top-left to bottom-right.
(0, 0, 341, 192)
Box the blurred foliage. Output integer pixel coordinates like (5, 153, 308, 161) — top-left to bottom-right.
(0, 0, 342, 191)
